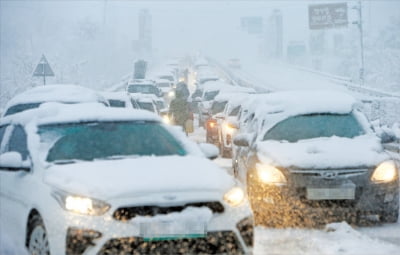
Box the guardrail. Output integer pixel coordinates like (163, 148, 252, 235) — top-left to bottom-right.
(288, 64, 400, 99)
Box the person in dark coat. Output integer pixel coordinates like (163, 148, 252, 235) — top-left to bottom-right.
(169, 83, 191, 132)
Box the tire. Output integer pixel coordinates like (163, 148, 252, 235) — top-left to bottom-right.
(381, 209, 399, 223)
(27, 214, 51, 255)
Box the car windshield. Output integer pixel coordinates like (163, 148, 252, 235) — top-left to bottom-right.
(4, 102, 42, 116)
(204, 90, 219, 101)
(108, 99, 126, 108)
(263, 113, 366, 142)
(128, 84, 157, 94)
(229, 106, 241, 116)
(158, 75, 174, 81)
(39, 121, 186, 162)
(211, 101, 227, 115)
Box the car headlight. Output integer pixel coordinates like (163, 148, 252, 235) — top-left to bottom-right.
(371, 161, 398, 183)
(53, 191, 110, 216)
(256, 163, 287, 185)
(224, 187, 245, 207)
(168, 91, 175, 98)
(223, 123, 236, 135)
(162, 115, 171, 124)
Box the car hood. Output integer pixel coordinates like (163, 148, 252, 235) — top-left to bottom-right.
(256, 135, 388, 169)
(44, 155, 234, 199)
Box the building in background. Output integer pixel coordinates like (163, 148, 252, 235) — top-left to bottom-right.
(264, 9, 283, 59)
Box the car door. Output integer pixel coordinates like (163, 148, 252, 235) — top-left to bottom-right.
(0, 125, 32, 244)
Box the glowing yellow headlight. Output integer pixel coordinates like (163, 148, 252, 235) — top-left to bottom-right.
(256, 163, 287, 185)
(66, 196, 93, 214)
(60, 194, 110, 215)
(163, 115, 171, 124)
(224, 187, 245, 207)
(223, 123, 236, 135)
(371, 161, 398, 183)
(168, 91, 175, 98)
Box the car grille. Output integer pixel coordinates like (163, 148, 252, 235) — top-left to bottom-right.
(113, 202, 224, 221)
(290, 169, 368, 179)
(98, 231, 243, 255)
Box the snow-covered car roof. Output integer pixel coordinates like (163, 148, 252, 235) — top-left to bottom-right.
(249, 90, 362, 134)
(127, 79, 155, 85)
(0, 102, 160, 127)
(3, 84, 108, 116)
(100, 91, 131, 101)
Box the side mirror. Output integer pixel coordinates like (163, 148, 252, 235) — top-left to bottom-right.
(199, 143, 219, 160)
(214, 113, 225, 120)
(0, 152, 30, 171)
(233, 134, 250, 147)
(380, 132, 397, 144)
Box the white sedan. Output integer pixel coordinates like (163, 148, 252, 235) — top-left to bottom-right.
(0, 103, 252, 255)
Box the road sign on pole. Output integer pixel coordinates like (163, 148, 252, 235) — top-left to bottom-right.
(309, 3, 348, 30)
(33, 54, 54, 85)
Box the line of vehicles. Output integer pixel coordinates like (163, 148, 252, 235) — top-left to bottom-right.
(0, 57, 399, 255)
(189, 59, 399, 229)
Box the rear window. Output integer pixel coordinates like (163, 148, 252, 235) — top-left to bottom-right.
(4, 103, 42, 116)
(108, 100, 126, 108)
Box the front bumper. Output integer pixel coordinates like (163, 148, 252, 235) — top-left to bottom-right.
(247, 169, 399, 225)
(47, 195, 252, 255)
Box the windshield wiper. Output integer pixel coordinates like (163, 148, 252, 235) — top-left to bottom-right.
(51, 159, 81, 165)
(100, 155, 141, 161)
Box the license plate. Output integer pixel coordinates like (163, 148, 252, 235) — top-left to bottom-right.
(306, 188, 355, 200)
(139, 220, 206, 241)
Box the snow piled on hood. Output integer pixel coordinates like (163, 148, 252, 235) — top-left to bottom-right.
(257, 135, 388, 169)
(254, 221, 400, 255)
(44, 156, 234, 199)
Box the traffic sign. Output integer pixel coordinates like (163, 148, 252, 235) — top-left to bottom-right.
(33, 54, 54, 85)
(309, 3, 348, 30)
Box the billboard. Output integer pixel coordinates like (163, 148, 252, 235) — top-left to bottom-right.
(309, 3, 348, 30)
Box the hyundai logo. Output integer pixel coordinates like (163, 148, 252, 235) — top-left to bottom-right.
(163, 195, 177, 200)
(321, 171, 338, 179)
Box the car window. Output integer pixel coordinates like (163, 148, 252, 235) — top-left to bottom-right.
(4, 102, 42, 116)
(39, 121, 187, 162)
(204, 90, 219, 101)
(108, 99, 126, 108)
(211, 101, 228, 115)
(128, 84, 157, 94)
(263, 113, 366, 142)
(6, 125, 29, 160)
(138, 102, 156, 112)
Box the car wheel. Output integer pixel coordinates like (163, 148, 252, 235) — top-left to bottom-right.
(381, 209, 399, 223)
(27, 214, 51, 255)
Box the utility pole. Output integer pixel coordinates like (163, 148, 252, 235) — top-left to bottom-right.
(353, 1, 365, 85)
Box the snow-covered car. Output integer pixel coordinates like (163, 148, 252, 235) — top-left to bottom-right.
(155, 78, 175, 104)
(1, 84, 108, 117)
(233, 90, 399, 227)
(215, 95, 249, 157)
(0, 103, 252, 255)
(100, 91, 138, 108)
(126, 79, 163, 98)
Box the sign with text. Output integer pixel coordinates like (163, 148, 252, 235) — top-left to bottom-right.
(309, 3, 348, 30)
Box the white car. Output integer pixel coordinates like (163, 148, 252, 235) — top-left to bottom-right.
(2, 84, 109, 117)
(100, 91, 138, 109)
(0, 103, 252, 255)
